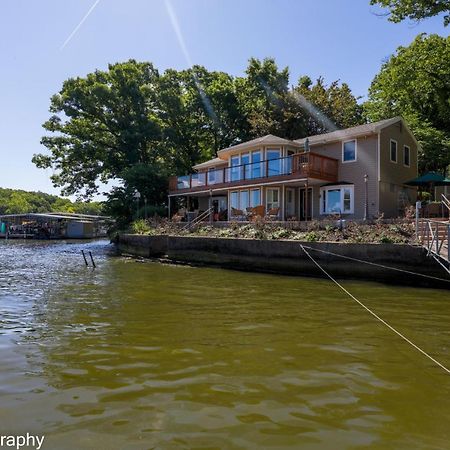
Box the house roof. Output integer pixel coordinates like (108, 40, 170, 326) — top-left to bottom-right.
(217, 134, 301, 156)
(294, 117, 414, 146)
(193, 157, 227, 170)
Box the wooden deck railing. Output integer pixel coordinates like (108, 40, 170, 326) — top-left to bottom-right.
(169, 152, 338, 192)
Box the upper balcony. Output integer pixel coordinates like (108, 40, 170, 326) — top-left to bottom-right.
(169, 152, 338, 194)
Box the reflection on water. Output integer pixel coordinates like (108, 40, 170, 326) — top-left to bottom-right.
(0, 239, 449, 449)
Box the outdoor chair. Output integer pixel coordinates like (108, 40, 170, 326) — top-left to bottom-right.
(249, 205, 265, 221)
(231, 207, 247, 221)
(265, 207, 280, 221)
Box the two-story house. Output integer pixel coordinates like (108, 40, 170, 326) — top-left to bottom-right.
(168, 117, 419, 222)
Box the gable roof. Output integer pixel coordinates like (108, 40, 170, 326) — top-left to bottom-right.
(217, 134, 301, 156)
(294, 117, 418, 147)
(193, 157, 227, 170)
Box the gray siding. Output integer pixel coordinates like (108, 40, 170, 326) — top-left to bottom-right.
(378, 123, 418, 217)
(309, 135, 379, 220)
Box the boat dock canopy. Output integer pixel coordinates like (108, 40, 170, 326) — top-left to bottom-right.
(0, 213, 110, 221)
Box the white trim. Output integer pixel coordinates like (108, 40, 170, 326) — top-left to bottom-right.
(319, 184, 354, 215)
(390, 139, 398, 163)
(403, 145, 411, 167)
(342, 139, 357, 163)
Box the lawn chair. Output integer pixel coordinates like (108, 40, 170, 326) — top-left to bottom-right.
(266, 207, 280, 221)
(231, 207, 247, 221)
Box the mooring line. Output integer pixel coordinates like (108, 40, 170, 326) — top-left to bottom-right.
(300, 244, 450, 283)
(300, 244, 450, 375)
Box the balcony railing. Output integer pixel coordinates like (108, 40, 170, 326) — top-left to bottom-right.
(169, 152, 338, 192)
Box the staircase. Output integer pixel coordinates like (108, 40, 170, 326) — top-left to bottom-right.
(416, 194, 450, 274)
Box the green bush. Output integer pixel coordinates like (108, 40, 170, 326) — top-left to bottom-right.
(305, 231, 319, 242)
(131, 219, 150, 235)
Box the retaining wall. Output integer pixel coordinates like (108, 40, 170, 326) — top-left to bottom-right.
(116, 234, 450, 289)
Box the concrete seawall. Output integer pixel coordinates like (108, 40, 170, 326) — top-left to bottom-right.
(116, 234, 450, 289)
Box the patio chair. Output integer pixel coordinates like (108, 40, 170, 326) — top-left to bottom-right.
(265, 207, 280, 221)
(249, 205, 265, 221)
(231, 207, 247, 221)
(172, 208, 186, 222)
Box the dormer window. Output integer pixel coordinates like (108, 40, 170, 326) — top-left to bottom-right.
(342, 140, 357, 162)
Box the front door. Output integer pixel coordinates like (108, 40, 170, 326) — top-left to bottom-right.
(210, 196, 227, 221)
(299, 188, 312, 220)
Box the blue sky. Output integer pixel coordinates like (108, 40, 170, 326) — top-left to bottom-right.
(0, 0, 447, 199)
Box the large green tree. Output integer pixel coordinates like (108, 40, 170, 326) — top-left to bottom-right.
(295, 76, 364, 135)
(365, 34, 450, 173)
(33, 60, 164, 200)
(371, 0, 450, 26)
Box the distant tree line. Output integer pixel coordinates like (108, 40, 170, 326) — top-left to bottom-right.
(0, 188, 103, 216)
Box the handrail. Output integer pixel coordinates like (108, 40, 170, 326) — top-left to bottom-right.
(170, 151, 338, 191)
(442, 193, 450, 217)
(418, 217, 450, 273)
(182, 207, 214, 230)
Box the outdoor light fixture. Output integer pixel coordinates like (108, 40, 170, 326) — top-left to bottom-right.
(304, 137, 310, 152)
(133, 190, 141, 219)
(364, 174, 369, 221)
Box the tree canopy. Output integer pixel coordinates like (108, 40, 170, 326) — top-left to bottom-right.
(364, 34, 450, 173)
(371, 0, 450, 26)
(0, 188, 103, 215)
(34, 58, 363, 222)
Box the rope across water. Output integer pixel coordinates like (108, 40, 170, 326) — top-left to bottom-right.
(300, 244, 450, 375)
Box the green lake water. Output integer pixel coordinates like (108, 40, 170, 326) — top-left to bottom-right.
(0, 239, 449, 449)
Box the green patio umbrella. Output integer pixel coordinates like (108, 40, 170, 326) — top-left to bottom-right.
(405, 172, 450, 201)
(405, 172, 450, 186)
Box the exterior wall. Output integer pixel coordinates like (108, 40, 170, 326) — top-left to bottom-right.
(378, 123, 418, 217)
(308, 135, 379, 220)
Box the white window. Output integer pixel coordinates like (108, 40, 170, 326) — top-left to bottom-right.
(342, 140, 357, 162)
(390, 140, 397, 163)
(250, 188, 261, 207)
(320, 185, 354, 214)
(230, 191, 239, 209)
(241, 153, 250, 179)
(267, 149, 281, 176)
(208, 167, 216, 184)
(230, 155, 240, 181)
(266, 188, 280, 211)
(251, 151, 262, 179)
(403, 145, 410, 167)
(239, 190, 249, 210)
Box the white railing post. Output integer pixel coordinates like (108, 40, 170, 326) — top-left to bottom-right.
(415, 201, 421, 241)
(436, 222, 439, 254)
(448, 223, 450, 262)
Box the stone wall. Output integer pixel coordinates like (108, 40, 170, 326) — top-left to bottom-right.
(116, 234, 449, 289)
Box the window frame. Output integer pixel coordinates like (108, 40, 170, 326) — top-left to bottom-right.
(390, 139, 398, 163)
(403, 145, 410, 167)
(266, 187, 280, 211)
(320, 185, 354, 215)
(342, 139, 357, 163)
(250, 188, 261, 207)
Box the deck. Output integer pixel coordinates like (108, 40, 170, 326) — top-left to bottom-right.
(169, 152, 338, 195)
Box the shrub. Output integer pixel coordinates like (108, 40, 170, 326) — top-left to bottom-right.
(131, 219, 150, 235)
(305, 231, 319, 242)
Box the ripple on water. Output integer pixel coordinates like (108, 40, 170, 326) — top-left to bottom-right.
(0, 240, 450, 449)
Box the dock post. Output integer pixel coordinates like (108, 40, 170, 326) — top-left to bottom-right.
(88, 251, 96, 268)
(81, 250, 88, 266)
